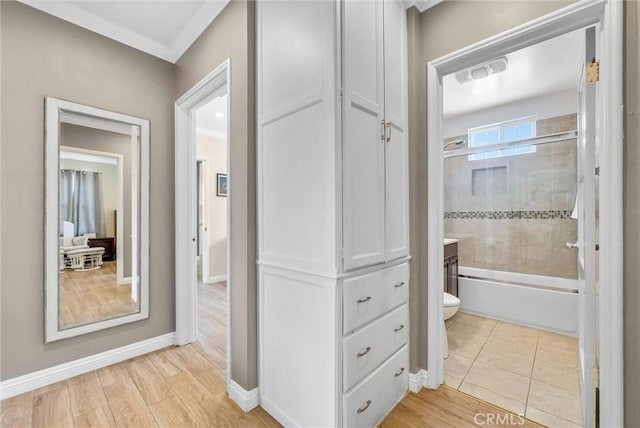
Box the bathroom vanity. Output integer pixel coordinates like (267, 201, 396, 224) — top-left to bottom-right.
(444, 239, 459, 297)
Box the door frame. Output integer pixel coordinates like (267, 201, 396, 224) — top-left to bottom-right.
(175, 59, 232, 389)
(59, 145, 125, 284)
(425, 1, 623, 426)
(196, 158, 210, 283)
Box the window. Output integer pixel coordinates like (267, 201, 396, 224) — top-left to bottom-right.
(468, 117, 536, 161)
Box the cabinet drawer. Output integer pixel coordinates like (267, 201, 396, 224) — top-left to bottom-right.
(343, 345, 408, 428)
(343, 305, 408, 391)
(343, 263, 408, 334)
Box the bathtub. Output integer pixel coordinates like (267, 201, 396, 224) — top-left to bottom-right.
(457, 266, 579, 336)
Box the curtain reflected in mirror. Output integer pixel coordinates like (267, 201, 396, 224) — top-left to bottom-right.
(45, 97, 149, 342)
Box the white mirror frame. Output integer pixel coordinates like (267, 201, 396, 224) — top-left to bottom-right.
(45, 97, 150, 342)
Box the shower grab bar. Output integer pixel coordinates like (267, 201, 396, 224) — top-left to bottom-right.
(443, 130, 578, 159)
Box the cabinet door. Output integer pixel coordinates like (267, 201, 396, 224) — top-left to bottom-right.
(342, 0, 386, 271)
(384, 0, 409, 261)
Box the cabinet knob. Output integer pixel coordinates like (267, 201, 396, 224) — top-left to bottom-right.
(394, 281, 405, 288)
(394, 367, 405, 377)
(357, 400, 372, 414)
(357, 296, 372, 304)
(357, 346, 372, 358)
(394, 324, 405, 332)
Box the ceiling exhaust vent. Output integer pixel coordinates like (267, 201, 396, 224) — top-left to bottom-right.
(455, 57, 509, 84)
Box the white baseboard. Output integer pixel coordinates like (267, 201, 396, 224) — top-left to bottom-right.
(207, 274, 227, 284)
(0, 333, 176, 400)
(409, 369, 428, 393)
(227, 379, 259, 412)
(259, 396, 298, 427)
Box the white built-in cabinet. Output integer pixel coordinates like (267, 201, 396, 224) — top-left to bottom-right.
(343, 0, 409, 271)
(257, 0, 410, 426)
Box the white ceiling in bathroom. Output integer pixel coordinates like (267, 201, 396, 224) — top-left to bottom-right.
(18, 0, 230, 63)
(443, 29, 585, 118)
(196, 94, 227, 139)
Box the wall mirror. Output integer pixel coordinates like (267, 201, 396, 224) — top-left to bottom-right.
(45, 97, 149, 342)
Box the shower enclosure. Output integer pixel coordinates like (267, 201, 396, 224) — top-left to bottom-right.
(443, 114, 580, 334)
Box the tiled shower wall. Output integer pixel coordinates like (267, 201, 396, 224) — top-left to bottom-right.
(444, 114, 578, 279)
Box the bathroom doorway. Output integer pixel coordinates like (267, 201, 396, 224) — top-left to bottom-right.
(425, 4, 623, 427)
(440, 27, 592, 427)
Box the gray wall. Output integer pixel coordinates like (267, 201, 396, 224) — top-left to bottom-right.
(406, 0, 574, 373)
(175, 0, 257, 390)
(624, 2, 640, 426)
(0, 1, 175, 380)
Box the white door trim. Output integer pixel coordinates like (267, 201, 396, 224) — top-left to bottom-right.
(425, 1, 623, 426)
(175, 58, 232, 393)
(196, 158, 210, 283)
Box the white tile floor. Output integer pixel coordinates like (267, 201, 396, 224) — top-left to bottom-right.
(445, 312, 583, 427)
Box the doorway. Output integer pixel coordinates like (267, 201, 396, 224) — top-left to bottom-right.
(425, 2, 623, 427)
(440, 28, 590, 426)
(175, 60, 232, 392)
(195, 94, 229, 360)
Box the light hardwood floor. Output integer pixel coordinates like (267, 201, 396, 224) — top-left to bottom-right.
(382, 386, 543, 428)
(196, 280, 227, 364)
(0, 367, 543, 428)
(2, 282, 545, 427)
(0, 343, 279, 428)
(60, 261, 137, 329)
(1, 280, 279, 428)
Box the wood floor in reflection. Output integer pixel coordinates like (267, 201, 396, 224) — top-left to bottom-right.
(3, 279, 544, 427)
(59, 261, 137, 329)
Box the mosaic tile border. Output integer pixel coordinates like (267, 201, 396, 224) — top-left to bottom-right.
(444, 210, 574, 220)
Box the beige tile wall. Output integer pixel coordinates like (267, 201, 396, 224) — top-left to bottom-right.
(444, 114, 578, 279)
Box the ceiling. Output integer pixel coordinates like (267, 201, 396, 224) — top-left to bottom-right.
(196, 94, 227, 139)
(19, 0, 230, 63)
(443, 28, 584, 118)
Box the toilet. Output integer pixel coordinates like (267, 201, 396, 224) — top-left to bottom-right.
(443, 292, 460, 359)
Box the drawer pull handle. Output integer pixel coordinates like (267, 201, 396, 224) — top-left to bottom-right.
(394, 282, 405, 288)
(357, 296, 372, 304)
(357, 400, 372, 414)
(394, 324, 405, 332)
(394, 367, 405, 377)
(357, 346, 372, 358)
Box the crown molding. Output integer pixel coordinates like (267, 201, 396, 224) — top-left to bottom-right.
(18, 0, 230, 63)
(403, 0, 443, 13)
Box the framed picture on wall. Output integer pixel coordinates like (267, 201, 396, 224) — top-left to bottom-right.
(217, 173, 228, 197)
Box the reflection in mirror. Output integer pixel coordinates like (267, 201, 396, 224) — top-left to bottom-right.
(46, 98, 149, 342)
